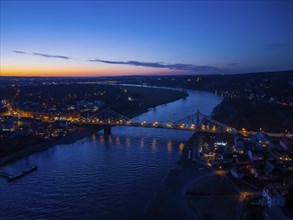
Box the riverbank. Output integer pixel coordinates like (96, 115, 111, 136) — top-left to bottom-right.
(0, 86, 188, 168)
(212, 98, 293, 132)
(113, 85, 188, 118)
(144, 161, 206, 220)
(122, 71, 293, 132)
(144, 132, 202, 219)
(144, 132, 239, 220)
(0, 127, 95, 167)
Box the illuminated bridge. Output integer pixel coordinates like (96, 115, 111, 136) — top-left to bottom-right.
(71, 108, 239, 135)
(3, 106, 292, 137)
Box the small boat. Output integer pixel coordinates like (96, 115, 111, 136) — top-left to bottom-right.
(23, 165, 38, 174)
(7, 166, 38, 182)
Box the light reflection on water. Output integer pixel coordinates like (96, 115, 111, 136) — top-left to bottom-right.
(167, 140, 172, 154)
(0, 89, 222, 219)
(92, 133, 96, 144)
(140, 137, 145, 149)
(179, 143, 185, 152)
(116, 136, 120, 145)
(151, 138, 157, 151)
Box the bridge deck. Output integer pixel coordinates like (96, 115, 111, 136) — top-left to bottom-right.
(73, 121, 236, 134)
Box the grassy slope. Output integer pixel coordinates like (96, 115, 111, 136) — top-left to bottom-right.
(212, 99, 293, 132)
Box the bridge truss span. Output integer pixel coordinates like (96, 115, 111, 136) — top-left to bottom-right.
(79, 108, 239, 134)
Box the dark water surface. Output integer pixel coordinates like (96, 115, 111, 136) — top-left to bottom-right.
(0, 89, 222, 219)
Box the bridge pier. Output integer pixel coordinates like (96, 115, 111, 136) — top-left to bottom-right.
(104, 126, 111, 136)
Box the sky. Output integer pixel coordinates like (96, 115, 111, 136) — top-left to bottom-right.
(0, 0, 292, 77)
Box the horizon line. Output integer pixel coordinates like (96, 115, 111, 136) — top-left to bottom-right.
(1, 69, 292, 78)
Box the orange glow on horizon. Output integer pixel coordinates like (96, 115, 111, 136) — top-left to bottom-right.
(0, 65, 179, 77)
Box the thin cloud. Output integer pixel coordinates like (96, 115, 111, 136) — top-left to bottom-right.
(89, 59, 222, 73)
(11, 51, 224, 73)
(12, 50, 71, 59)
(32, 53, 71, 59)
(13, 51, 28, 54)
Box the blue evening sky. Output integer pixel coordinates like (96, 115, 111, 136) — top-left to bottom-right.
(1, 0, 292, 76)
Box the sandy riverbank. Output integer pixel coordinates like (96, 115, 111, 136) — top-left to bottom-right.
(144, 160, 207, 220)
(144, 133, 239, 220)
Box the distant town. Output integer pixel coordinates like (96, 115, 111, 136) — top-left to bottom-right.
(0, 81, 187, 157)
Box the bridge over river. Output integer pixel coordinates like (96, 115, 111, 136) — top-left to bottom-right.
(71, 108, 239, 135)
(66, 108, 292, 138)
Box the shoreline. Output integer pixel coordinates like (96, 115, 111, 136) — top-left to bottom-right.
(0, 87, 188, 168)
(211, 98, 293, 132)
(143, 161, 207, 220)
(0, 127, 96, 168)
(143, 132, 204, 219)
(144, 132, 239, 220)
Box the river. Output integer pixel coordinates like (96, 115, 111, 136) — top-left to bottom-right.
(0, 89, 222, 220)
